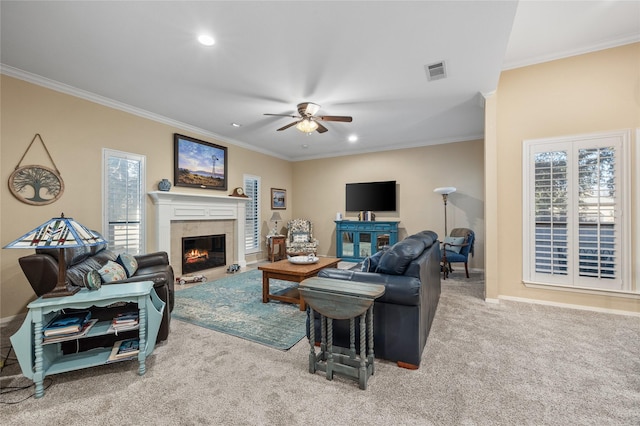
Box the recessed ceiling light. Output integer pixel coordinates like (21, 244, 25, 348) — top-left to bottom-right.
(198, 35, 215, 46)
(348, 135, 358, 143)
(231, 123, 241, 127)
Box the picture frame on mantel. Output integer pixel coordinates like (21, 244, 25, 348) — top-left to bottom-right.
(174, 134, 228, 191)
(271, 188, 286, 209)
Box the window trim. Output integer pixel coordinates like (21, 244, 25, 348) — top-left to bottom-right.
(102, 148, 146, 254)
(522, 129, 632, 293)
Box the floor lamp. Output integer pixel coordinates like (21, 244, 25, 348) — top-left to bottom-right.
(433, 187, 456, 237)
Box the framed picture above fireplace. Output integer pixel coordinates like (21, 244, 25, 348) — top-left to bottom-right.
(174, 134, 228, 190)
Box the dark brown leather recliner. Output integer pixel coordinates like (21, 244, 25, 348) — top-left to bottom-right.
(18, 244, 174, 343)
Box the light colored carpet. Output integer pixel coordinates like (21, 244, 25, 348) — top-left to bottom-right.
(172, 269, 306, 350)
(1, 271, 639, 425)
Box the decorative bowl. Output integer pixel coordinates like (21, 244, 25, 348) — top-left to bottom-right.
(288, 256, 319, 265)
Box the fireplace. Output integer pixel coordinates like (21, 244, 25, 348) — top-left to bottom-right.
(182, 234, 226, 274)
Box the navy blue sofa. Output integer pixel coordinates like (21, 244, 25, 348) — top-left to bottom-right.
(310, 230, 441, 369)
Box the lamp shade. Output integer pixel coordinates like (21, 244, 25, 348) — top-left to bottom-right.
(433, 187, 457, 195)
(270, 212, 283, 222)
(3, 214, 106, 249)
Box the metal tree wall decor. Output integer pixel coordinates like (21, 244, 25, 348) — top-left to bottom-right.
(8, 134, 64, 205)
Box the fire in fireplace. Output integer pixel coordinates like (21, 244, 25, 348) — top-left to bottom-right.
(182, 234, 226, 274)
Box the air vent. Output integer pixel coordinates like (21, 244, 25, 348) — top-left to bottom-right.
(425, 61, 447, 81)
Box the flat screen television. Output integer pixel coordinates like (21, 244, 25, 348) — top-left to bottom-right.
(345, 181, 396, 212)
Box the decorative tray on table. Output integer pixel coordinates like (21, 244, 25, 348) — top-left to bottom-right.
(288, 256, 319, 265)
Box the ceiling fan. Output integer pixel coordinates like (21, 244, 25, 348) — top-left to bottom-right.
(264, 102, 352, 133)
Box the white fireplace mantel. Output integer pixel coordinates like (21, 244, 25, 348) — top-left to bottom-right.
(148, 191, 250, 267)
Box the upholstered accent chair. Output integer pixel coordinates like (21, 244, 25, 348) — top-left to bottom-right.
(285, 219, 319, 256)
(442, 228, 475, 278)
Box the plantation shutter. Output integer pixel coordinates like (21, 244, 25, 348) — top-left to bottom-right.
(534, 150, 569, 278)
(576, 145, 618, 282)
(244, 175, 260, 253)
(103, 150, 145, 255)
(525, 132, 626, 291)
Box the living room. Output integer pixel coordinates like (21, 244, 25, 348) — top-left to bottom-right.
(1, 1, 639, 422)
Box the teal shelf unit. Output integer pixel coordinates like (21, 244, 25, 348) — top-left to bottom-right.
(335, 220, 399, 262)
(10, 281, 165, 398)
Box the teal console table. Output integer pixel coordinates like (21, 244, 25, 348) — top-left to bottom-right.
(10, 281, 165, 398)
(335, 220, 399, 262)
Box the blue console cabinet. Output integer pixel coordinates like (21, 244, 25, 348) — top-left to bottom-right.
(335, 220, 399, 262)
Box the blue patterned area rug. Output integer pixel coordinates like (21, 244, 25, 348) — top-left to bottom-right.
(172, 269, 307, 350)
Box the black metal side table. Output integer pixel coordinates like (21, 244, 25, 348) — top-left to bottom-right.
(299, 277, 385, 390)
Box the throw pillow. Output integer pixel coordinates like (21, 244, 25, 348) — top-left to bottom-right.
(98, 260, 127, 283)
(361, 249, 386, 272)
(444, 236, 465, 254)
(292, 232, 308, 243)
(116, 252, 138, 278)
(84, 269, 102, 290)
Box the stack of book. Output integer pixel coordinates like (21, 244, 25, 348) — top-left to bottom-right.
(109, 311, 139, 335)
(107, 338, 140, 362)
(43, 311, 97, 343)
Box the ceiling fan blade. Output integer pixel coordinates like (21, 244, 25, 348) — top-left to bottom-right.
(264, 113, 299, 118)
(277, 121, 299, 131)
(318, 115, 353, 122)
(316, 122, 328, 133)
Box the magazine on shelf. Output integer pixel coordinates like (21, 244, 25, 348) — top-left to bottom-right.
(43, 310, 92, 337)
(109, 311, 139, 335)
(42, 319, 98, 344)
(112, 311, 139, 324)
(107, 338, 140, 362)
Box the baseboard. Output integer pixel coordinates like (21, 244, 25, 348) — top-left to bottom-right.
(0, 312, 26, 325)
(493, 295, 640, 317)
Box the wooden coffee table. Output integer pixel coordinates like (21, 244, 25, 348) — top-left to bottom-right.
(258, 257, 340, 311)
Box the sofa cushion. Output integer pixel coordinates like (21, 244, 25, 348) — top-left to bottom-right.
(116, 253, 138, 277)
(377, 238, 426, 275)
(406, 230, 438, 248)
(98, 260, 127, 282)
(36, 245, 90, 267)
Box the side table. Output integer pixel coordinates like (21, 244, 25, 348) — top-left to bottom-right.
(10, 282, 165, 398)
(299, 277, 385, 390)
(266, 234, 286, 262)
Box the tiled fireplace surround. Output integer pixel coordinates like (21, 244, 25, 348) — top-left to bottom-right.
(148, 191, 250, 276)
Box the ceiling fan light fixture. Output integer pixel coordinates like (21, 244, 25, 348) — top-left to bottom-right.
(295, 118, 318, 133)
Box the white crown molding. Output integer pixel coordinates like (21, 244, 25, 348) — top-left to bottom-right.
(0, 64, 291, 161)
(1, 63, 484, 162)
(502, 36, 640, 71)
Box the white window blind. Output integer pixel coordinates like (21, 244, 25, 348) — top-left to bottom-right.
(524, 131, 630, 291)
(103, 149, 146, 255)
(244, 175, 260, 253)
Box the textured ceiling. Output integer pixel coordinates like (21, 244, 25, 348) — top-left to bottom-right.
(1, 1, 638, 161)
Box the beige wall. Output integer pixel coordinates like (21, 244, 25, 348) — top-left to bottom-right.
(489, 42, 640, 312)
(0, 75, 293, 318)
(292, 141, 486, 267)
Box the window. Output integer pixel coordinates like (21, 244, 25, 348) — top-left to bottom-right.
(523, 130, 631, 292)
(102, 149, 146, 254)
(244, 174, 261, 254)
